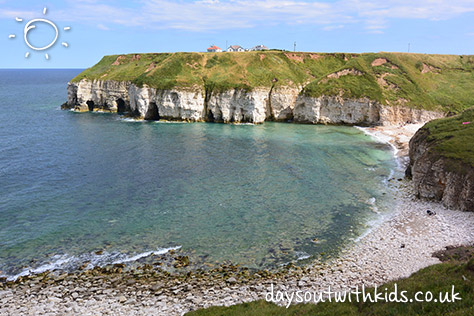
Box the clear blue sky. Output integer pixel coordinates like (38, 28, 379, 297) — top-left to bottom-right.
(1, 0, 473, 68)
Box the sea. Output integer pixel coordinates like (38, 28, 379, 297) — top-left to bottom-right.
(0, 69, 399, 280)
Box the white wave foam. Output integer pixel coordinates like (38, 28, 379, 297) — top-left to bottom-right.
(2, 246, 181, 281)
(231, 122, 255, 126)
(367, 197, 376, 205)
(117, 118, 190, 124)
(295, 251, 311, 261)
(8, 255, 74, 280)
(155, 120, 189, 124)
(118, 117, 145, 123)
(112, 246, 182, 264)
(354, 126, 405, 172)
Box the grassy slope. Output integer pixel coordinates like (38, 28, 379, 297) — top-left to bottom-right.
(72, 51, 474, 113)
(186, 258, 474, 316)
(420, 107, 474, 167)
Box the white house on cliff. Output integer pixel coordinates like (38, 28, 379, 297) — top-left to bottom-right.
(227, 45, 244, 52)
(207, 45, 222, 52)
(206, 44, 268, 52)
(251, 45, 268, 51)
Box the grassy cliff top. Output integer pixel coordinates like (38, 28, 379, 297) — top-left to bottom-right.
(73, 51, 474, 113)
(422, 107, 474, 166)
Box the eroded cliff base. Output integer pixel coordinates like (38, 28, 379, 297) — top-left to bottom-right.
(62, 79, 443, 126)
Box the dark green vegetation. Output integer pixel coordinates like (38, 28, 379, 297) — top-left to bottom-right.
(72, 51, 474, 113)
(186, 246, 474, 316)
(421, 108, 474, 167)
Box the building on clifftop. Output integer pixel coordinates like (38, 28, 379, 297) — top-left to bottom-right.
(227, 45, 244, 52)
(207, 45, 222, 52)
(250, 45, 268, 51)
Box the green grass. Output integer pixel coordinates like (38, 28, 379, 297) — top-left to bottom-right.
(72, 51, 474, 113)
(186, 258, 474, 316)
(421, 107, 474, 167)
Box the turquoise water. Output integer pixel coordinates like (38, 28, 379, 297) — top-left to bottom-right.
(0, 70, 397, 278)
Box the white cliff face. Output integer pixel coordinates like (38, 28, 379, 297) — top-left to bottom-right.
(65, 79, 444, 126)
(379, 105, 443, 126)
(128, 84, 153, 117)
(128, 85, 205, 120)
(207, 88, 269, 123)
(293, 95, 381, 124)
(67, 80, 131, 112)
(155, 89, 205, 121)
(269, 87, 300, 121)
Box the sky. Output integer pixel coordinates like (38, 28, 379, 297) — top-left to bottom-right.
(1, 0, 473, 68)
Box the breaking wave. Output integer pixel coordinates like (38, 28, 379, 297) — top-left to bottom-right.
(1, 246, 181, 281)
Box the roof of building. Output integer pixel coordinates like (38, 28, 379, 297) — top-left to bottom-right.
(207, 45, 221, 50)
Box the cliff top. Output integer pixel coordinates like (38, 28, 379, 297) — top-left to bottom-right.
(72, 51, 474, 113)
(422, 108, 474, 167)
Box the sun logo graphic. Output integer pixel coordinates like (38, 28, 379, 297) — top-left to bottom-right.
(8, 7, 71, 60)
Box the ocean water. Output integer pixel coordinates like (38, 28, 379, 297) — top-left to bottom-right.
(0, 69, 397, 279)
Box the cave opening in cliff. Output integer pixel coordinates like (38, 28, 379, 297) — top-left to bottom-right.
(207, 110, 215, 122)
(145, 102, 160, 121)
(86, 101, 95, 111)
(117, 98, 127, 113)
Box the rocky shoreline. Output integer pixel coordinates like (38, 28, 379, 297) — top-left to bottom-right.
(1, 123, 474, 315)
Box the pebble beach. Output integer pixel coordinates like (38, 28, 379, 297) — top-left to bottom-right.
(1, 123, 473, 316)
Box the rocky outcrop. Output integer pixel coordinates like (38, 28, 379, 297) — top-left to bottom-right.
(66, 80, 131, 112)
(406, 128, 474, 211)
(63, 79, 444, 126)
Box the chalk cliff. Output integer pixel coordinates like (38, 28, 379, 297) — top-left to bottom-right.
(63, 51, 474, 125)
(63, 79, 443, 126)
(406, 110, 474, 211)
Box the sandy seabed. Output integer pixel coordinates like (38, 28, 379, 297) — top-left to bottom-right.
(1, 124, 473, 316)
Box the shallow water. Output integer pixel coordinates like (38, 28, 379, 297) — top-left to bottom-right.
(0, 69, 397, 278)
